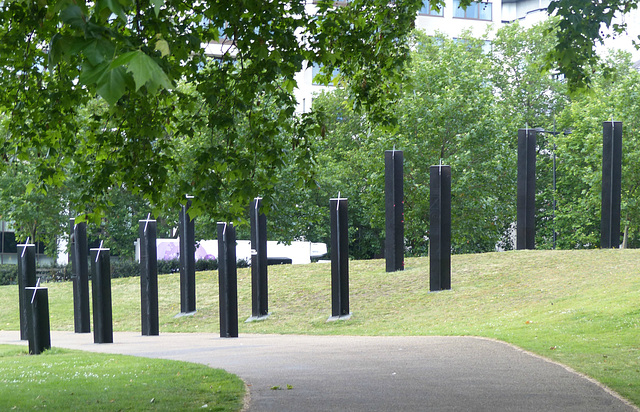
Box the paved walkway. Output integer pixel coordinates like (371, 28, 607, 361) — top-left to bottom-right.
(0, 331, 636, 411)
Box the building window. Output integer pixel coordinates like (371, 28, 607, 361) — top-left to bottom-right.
(419, 1, 444, 16)
(453, 1, 492, 21)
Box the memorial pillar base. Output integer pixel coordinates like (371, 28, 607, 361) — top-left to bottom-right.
(245, 314, 270, 323)
(327, 313, 352, 322)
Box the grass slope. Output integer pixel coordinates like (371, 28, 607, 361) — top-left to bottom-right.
(1, 249, 639, 405)
(0, 345, 244, 411)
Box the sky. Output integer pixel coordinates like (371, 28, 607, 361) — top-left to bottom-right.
(598, 8, 640, 63)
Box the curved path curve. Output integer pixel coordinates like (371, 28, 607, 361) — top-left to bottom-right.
(0, 331, 636, 412)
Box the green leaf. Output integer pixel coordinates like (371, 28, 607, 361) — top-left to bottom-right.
(125, 51, 173, 93)
(110, 51, 138, 68)
(155, 39, 170, 58)
(151, 0, 163, 17)
(84, 39, 115, 66)
(79, 61, 109, 86)
(60, 5, 85, 30)
(283, 79, 296, 94)
(48, 33, 63, 70)
(25, 182, 36, 195)
(103, 0, 127, 22)
(96, 66, 128, 105)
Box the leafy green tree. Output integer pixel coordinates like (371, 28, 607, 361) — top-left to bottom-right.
(396, 31, 514, 254)
(546, 0, 640, 91)
(555, 51, 640, 248)
(306, 89, 388, 258)
(0, 167, 67, 258)
(492, 20, 567, 131)
(491, 20, 567, 249)
(1, 0, 451, 227)
(268, 31, 519, 257)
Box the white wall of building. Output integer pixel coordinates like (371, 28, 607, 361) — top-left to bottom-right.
(598, 8, 640, 62)
(135, 238, 327, 265)
(294, 0, 503, 112)
(294, 0, 640, 114)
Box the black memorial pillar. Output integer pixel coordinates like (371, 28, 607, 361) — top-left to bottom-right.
(430, 165, 451, 292)
(72, 220, 91, 333)
(218, 222, 238, 338)
(385, 150, 404, 272)
(91, 246, 113, 344)
(517, 128, 537, 250)
(249, 198, 268, 321)
(25, 285, 51, 354)
(601, 121, 623, 249)
(179, 198, 196, 314)
(139, 218, 159, 336)
(329, 196, 350, 319)
(17, 243, 36, 340)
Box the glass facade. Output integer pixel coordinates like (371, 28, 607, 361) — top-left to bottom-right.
(453, 1, 492, 21)
(420, 1, 444, 16)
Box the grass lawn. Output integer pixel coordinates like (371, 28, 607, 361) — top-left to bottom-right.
(0, 344, 244, 411)
(1, 249, 639, 406)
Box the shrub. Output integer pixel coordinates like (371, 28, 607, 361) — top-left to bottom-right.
(157, 258, 180, 275)
(0, 265, 17, 285)
(36, 264, 72, 282)
(0, 257, 248, 286)
(195, 258, 217, 272)
(110, 260, 140, 279)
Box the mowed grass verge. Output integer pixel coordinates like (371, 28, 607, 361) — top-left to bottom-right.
(0, 344, 244, 411)
(1, 249, 639, 406)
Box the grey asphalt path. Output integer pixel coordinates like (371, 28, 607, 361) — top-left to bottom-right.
(0, 331, 636, 412)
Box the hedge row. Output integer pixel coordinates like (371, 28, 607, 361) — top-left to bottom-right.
(0, 265, 17, 286)
(0, 258, 248, 286)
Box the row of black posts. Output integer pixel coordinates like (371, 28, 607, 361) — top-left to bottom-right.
(69, 220, 113, 343)
(384, 150, 452, 292)
(19, 122, 620, 350)
(387, 122, 622, 286)
(63, 200, 262, 341)
(517, 121, 623, 249)
(18, 149, 448, 350)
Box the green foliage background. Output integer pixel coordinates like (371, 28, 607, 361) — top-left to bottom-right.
(2, 5, 640, 260)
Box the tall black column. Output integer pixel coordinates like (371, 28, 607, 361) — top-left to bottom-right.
(139, 218, 159, 336)
(249, 198, 268, 321)
(218, 222, 238, 338)
(330, 197, 350, 319)
(91, 247, 113, 344)
(179, 199, 196, 314)
(17, 243, 36, 340)
(385, 150, 404, 272)
(430, 165, 451, 292)
(517, 128, 537, 250)
(601, 121, 623, 249)
(72, 220, 91, 333)
(26, 286, 51, 355)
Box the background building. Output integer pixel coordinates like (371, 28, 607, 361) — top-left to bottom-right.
(293, 0, 640, 112)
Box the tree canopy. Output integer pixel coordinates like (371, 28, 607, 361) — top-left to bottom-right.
(547, 0, 640, 91)
(3, 0, 639, 256)
(2, 0, 463, 233)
